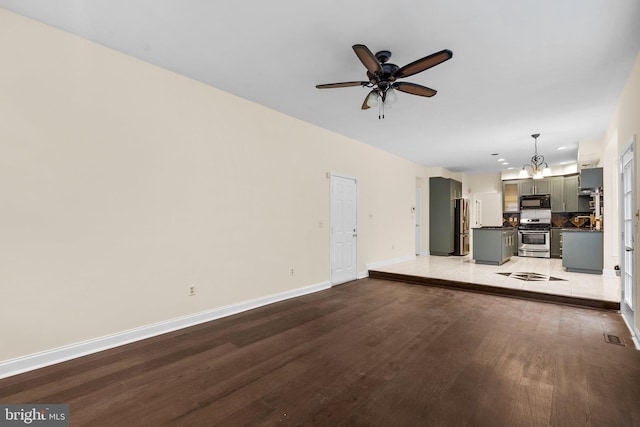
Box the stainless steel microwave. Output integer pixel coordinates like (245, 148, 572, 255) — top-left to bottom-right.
(520, 194, 551, 210)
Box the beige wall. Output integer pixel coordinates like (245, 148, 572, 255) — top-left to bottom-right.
(606, 50, 640, 336)
(0, 10, 435, 361)
(602, 131, 620, 276)
(6, 5, 635, 363)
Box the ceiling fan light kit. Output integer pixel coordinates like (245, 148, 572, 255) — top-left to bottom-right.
(520, 133, 551, 179)
(316, 44, 453, 119)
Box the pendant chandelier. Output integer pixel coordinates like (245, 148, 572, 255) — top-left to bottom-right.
(519, 133, 551, 179)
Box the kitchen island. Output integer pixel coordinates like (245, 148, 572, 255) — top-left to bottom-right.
(562, 229, 603, 274)
(472, 227, 516, 265)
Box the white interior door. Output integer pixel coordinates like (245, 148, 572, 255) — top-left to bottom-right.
(330, 175, 358, 285)
(621, 139, 636, 329)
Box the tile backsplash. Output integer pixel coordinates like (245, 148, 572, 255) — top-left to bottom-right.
(502, 214, 520, 228)
(502, 212, 593, 228)
(552, 212, 593, 228)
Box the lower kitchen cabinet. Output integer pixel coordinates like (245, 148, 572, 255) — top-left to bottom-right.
(562, 230, 603, 274)
(551, 228, 562, 258)
(473, 228, 513, 265)
(507, 228, 517, 256)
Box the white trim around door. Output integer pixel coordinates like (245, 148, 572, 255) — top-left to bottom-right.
(620, 135, 638, 344)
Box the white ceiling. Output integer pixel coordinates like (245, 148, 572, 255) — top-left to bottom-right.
(2, 0, 640, 174)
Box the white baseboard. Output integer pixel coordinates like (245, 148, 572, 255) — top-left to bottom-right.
(0, 281, 331, 379)
(602, 269, 619, 278)
(365, 255, 416, 271)
(620, 313, 640, 351)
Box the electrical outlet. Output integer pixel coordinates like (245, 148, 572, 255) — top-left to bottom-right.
(189, 284, 196, 296)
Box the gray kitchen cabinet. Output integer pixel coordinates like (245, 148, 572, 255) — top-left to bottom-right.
(520, 179, 551, 196)
(562, 175, 591, 212)
(562, 230, 603, 274)
(550, 177, 564, 212)
(550, 228, 563, 258)
(534, 179, 551, 195)
(563, 175, 579, 212)
(430, 177, 462, 256)
(507, 228, 518, 255)
(519, 180, 534, 196)
(580, 167, 603, 189)
(473, 228, 512, 265)
(503, 173, 595, 215)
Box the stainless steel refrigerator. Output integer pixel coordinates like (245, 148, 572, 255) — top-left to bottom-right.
(454, 198, 470, 255)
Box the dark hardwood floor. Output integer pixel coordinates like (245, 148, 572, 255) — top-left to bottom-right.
(1, 278, 639, 426)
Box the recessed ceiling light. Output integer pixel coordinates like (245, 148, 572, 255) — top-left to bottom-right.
(502, 162, 509, 165)
(507, 167, 514, 170)
(556, 146, 567, 150)
(497, 158, 505, 162)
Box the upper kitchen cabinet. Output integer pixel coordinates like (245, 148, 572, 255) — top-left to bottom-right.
(563, 175, 580, 212)
(503, 175, 591, 213)
(503, 178, 551, 211)
(503, 181, 519, 212)
(580, 167, 603, 189)
(519, 179, 551, 196)
(552, 175, 589, 212)
(519, 180, 533, 196)
(550, 177, 564, 212)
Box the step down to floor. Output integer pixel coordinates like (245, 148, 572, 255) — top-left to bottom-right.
(368, 270, 620, 311)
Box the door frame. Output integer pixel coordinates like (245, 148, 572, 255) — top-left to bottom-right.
(415, 188, 421, 255)
(329, 173, 359, 286)
(620, 135, 637, 342)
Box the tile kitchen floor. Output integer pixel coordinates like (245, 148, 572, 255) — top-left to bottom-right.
(372, 255, 620, 303)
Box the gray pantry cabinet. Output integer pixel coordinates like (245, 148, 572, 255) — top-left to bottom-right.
(429, 177, 462, 256)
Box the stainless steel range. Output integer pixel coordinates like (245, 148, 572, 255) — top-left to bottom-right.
(518, 209, 551, 258)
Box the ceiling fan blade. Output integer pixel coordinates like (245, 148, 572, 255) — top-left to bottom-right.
(393, 49, 453, 79)
(393, 82, 438, 97)
(352, 44, 383, 75)
(316, 81, 368, 89)
(361, 90, 377, 110)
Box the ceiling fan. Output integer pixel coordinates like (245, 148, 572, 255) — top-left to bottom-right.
(316, 44, 453, 118)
